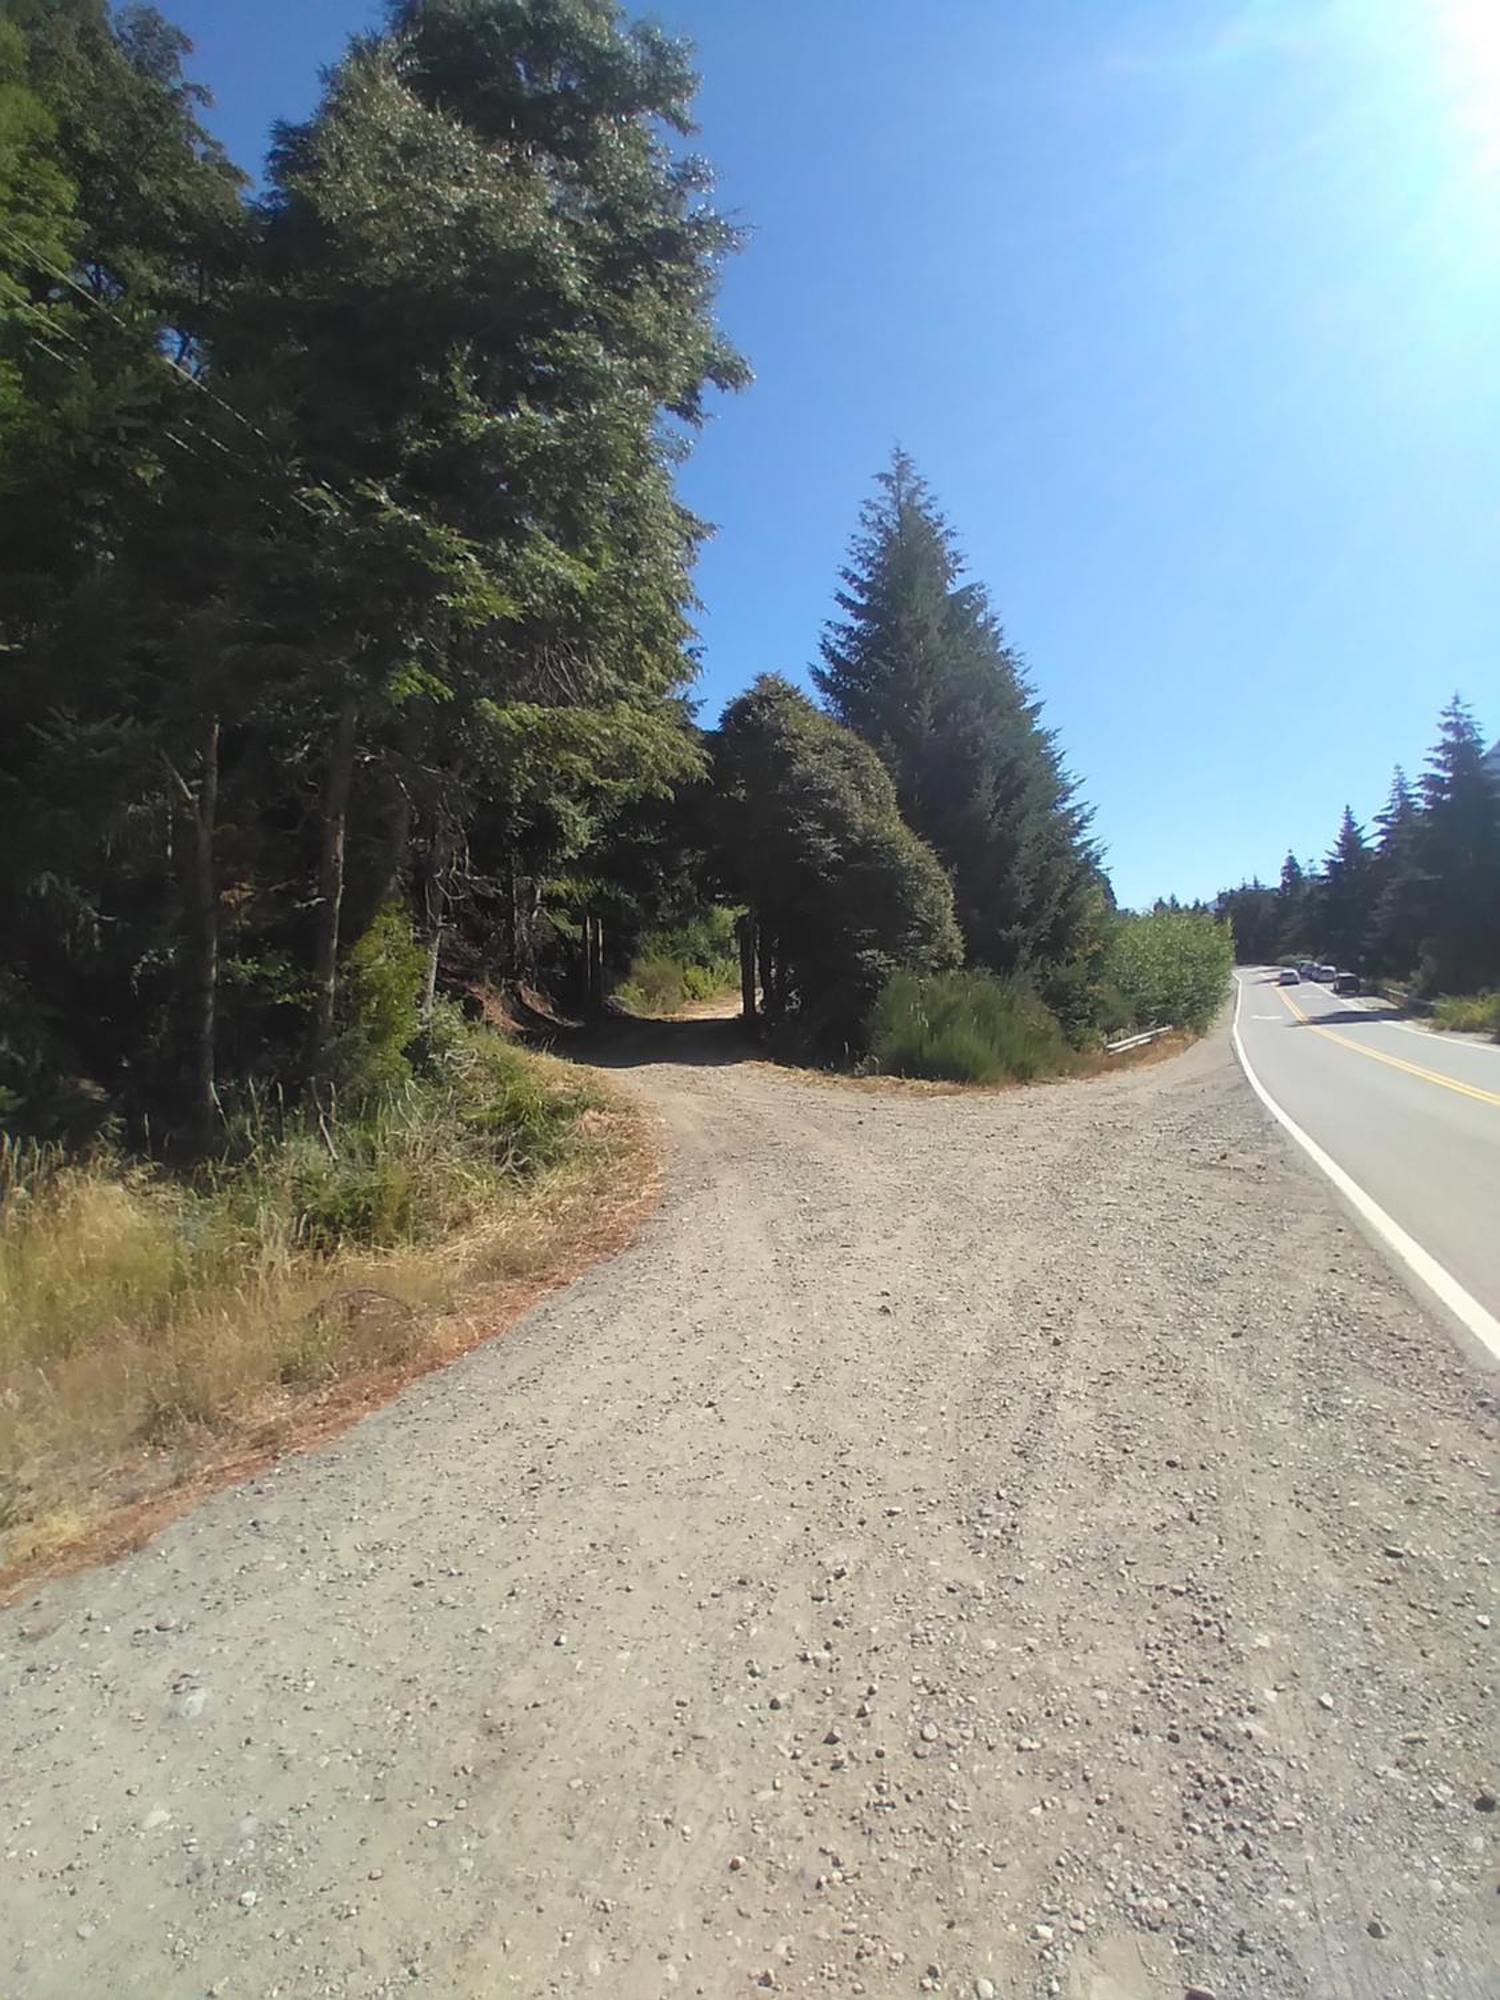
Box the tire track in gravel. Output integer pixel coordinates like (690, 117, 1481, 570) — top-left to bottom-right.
(0, 1020, 1494, 2000)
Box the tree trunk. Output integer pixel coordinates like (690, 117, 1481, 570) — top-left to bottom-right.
(310, 693, 358, 1075)
(418, 831, 448, 1022)
(188, 716, 219, 1153)
(738, 912, 758, 1025)
(757, 926, 776, 1021)
(504, 851, 521, 980)
(586, 913, 606, 1013)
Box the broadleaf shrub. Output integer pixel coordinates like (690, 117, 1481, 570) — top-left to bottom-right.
(1102, 910, 1232, 1035)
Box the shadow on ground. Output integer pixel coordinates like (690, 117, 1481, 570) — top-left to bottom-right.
(564, 1009, 761, 1072)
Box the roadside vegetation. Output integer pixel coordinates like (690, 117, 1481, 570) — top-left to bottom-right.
(0, 1007, 646, 1574)
(1099, 909, 1234, 1037)
(1214, 698, 1498, 1004)
(615, 910, 740, 1016)
(867, 971, 1069, 1083)
(864, 908, 1231, 1086)
(1432, 992, 1500, 1039)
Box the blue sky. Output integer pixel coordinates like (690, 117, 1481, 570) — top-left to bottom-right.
(168, 0, 1498, 907)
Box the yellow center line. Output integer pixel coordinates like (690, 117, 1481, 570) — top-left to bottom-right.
(1276, 987, 1500, 1108)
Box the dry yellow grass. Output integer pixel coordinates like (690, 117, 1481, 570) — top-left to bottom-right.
(0, 1050, 657, 1592)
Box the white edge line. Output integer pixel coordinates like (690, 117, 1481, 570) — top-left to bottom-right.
(1231, 976, 1500, 1363)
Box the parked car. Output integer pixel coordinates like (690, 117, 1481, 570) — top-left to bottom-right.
(1279, 967, 1300, 984)
(1332, 972, 1360, 996)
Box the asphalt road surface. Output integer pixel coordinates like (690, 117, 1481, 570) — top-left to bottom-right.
(1232, 969, 1500, 1355)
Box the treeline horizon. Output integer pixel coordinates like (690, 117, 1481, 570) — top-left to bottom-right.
(1212, 696, 1499, 993)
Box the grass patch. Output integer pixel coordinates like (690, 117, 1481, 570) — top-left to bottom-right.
(615, 909, 740, 1016)
(0, 1024, 652, 1579)
(1432, 991, 1500, 1038)
(866, 969, 1071, 1084)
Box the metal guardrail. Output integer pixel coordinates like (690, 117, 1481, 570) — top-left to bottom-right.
(1104, 1025, 1175, 1055)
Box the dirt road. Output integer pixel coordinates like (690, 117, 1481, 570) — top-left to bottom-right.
(2, 1023, 1495, 2000)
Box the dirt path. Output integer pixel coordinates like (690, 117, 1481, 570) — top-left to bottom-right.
(2, 1023, 1494, 2000)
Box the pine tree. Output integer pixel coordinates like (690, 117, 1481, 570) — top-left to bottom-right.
(1321, 805, 1373, 973)
(1274, 852, 1311, 957)
(815, 452, 1098, 992)
(1418, 696, 1500, 992)
(1368, 767, 1427, 979)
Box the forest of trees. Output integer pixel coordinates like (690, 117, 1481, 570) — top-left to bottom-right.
(2, 0, 1133, 1149)
(2, 0, 748, 1146)
(1214, 697, 1499, 995)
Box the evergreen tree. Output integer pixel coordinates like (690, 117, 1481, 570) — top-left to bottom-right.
(0, 0, 745, 1142)
(0, 0, 250, 1140)
(1368, 767, 1427, 979)
(1321, 805, 1373, 973)
(1214, 880, 1281, 963)
(235, 0, 746, 1075)
(1274, 851, 1312, 957)
(714, 676, 961, 1051)
(1418, 696, 1500, 992)
(814, 452, 1099, 993)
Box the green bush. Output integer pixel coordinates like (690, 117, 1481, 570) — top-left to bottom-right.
(615, 908, 741, 1015)
(1432, 991, 1500, 1039)
(1103, 910, 1232, 1035)
(214, 1023, 588, 1256)
(867, 970, 1071, 1084)
(328, 904, 428, 1105)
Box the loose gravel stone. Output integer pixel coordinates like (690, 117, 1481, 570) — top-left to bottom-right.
(0, 1020, 1491, 1999)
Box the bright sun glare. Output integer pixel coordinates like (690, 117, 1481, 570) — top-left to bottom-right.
(1430, 0, 1500, 165)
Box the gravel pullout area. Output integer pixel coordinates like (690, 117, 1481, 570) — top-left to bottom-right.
(2, 1022, 1495, 2000)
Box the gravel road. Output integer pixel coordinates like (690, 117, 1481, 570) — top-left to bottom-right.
(2, 1021, 1496, 2000)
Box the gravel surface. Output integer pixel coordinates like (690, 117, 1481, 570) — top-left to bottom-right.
(2, 1021, 1495, 2000)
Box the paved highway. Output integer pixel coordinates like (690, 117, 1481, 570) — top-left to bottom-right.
(1232, 967, 1500, 1357)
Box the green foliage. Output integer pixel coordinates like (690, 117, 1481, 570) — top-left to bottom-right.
(1321, 805, 1373, 973)
(213, 1019, 585, 1256)
(816, 451, 1101, 984)
(1432, 992, 1500, 1039)
(327, 904, 428, 1105)
(1416, 697, 1500, 995)
(615, 907, 739, 1014)
(0, 0, 743, 1151)
(1213, 704, 1499, 1002)
(1, 1018, 590, 1368)
(1103, 910, 1232, 1035)
(715, 676, 962, 1053)
(867, 969, 1070, 1084)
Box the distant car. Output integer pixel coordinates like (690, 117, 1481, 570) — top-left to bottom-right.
(1332, 972, 1360, 996)
(1310, 963, 1338, 983)
(1279, 967, 1300, 984)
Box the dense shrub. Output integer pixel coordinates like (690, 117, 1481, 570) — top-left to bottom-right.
(1432, 991, 1500, 1039)
(867, 970, 1071, 1084)
(327, 905, 429, 1105)
(1103, 910, 1232, 1034)
(616, 908, 740, 1015)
